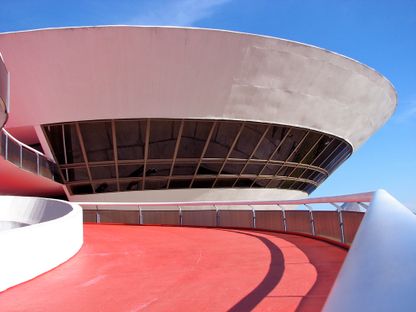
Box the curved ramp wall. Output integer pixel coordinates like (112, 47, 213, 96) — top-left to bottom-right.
(323, 190, 416, 312)
(0, 196, 83, 292)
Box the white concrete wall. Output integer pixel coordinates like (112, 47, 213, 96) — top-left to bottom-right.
(0, 26, 396, 151)
(323, 190, 416, 312)
(0, 196, 83, 292)
(69, 187, 307, 207)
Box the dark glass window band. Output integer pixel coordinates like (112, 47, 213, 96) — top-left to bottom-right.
(42, 119, 352, 195)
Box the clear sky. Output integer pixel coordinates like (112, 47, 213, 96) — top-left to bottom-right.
(0, 0, 415, 209)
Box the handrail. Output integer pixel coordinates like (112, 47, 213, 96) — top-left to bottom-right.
(76, 191, 373, 208)
(78, 192, 372, 247)
(2, 128, 46, 156)
(0, 128, 61, 182)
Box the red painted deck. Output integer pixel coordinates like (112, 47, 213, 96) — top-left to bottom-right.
(0, 224, 346, 311)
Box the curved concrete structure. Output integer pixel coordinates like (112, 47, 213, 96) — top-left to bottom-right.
(0, 26, 395, 149)
(0, 196, 83, 291)
(0, 53, 8, 129)
(324, 190, 416, 312)
(0, 26, 397, 202)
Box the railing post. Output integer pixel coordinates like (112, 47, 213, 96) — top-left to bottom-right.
(96, 205, 101, 224)
(178, 205, 183, 226)
(138, 205, 143, 225)
(214, 204, 219, 227)
(279, 204, 287, 232)
(251, 205, 256, 229)
(305, 204, 315, 236)
(338, 210, 345, 243)
(19, 144, 23, 168)
(331, 203, 345, 243)
(5, 134, 8, 160)
(36, 153, 40, 175)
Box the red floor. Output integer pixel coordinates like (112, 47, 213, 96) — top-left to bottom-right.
(0, 224, 346, 311)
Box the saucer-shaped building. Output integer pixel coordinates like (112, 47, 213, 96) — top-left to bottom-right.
(2, 28, 410, 311)
(0, 26, 396, 203)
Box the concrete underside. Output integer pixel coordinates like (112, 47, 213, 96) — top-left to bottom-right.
(0, 224, 346, 311)
(69, 187, 307, 203)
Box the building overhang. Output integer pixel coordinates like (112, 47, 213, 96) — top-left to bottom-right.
(0, 26, 396, 150)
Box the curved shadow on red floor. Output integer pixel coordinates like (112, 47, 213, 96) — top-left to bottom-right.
(222, 230, 285, 312)
(221, 230, 346, 312)
(272, 233, 346, 312)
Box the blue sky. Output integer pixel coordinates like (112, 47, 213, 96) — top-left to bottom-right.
(0, 0, 415, 208)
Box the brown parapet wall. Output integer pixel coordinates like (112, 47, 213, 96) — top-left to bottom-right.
(82, 209, 364, 248)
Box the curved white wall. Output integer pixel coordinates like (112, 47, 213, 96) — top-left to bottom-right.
(323, 190, 416, 311)
(0, 196, 83, 292)
(69, 187, 307, 204)
(0, 26, 396, 150)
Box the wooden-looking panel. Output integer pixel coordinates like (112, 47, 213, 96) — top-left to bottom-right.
(218, 210, 253, 228)
(313, 211, 341, 242)
(255, 211, 284, 231)
(342, 211, 364, 245)
(98, 210, 139, 224)
(182, 210, 216, 227)
(83, 210, 97, 223)
(142, 210, 180, 225)
(285, 211, 312, 234)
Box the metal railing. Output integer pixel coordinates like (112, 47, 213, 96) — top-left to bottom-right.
(0, 128, 61, 182)
(78, 192, 372, 246)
